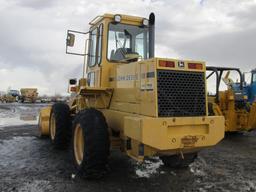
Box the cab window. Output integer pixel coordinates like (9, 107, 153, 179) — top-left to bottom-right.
(88, 24, 103, 67)
(97, 24, 103, 65)
(88, 28, 97, 66)
(253, 73, 256, 83)
(107, 23, 149, 62)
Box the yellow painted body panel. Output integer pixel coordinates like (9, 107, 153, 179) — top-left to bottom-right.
(249, 103, 256, 128)
(102, 109, 224, 157)
(124, 116, 224, 150)
(105, 58, 207, 118)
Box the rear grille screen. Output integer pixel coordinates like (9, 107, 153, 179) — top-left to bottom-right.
(157, 70, 206, 117)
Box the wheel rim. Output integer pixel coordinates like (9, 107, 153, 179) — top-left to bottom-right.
(50, 113, 56, 140)
(74, 124, 84, 166)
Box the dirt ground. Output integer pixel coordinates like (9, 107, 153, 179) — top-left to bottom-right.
(0, 103, 256, 192)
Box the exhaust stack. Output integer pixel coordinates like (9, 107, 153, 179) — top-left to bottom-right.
(149, 13, 155, 58)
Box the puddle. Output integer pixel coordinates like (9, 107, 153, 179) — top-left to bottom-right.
(0, 115, 38, 128)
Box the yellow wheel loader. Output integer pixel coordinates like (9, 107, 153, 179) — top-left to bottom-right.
(207, 66, 256, 132)
(39, 13, 225, 178)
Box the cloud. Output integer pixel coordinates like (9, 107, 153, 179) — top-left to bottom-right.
(0, 0, 255, 95)
(175, 26, 256, 71)
(13, 0, 56, 9)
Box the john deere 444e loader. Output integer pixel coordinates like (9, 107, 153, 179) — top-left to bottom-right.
(38, 13, 225, 178)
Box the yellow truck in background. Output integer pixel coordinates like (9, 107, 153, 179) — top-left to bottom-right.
(20, 88, 38, 103)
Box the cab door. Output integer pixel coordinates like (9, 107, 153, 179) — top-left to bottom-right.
(87, 24, 103, 88)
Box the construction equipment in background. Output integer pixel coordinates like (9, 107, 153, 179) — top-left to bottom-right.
(207, 67, 256, 132)
(0, 94, 16, 103)
(38, 13, 225, 178)
(20, 88, 38, 103)
(0, 90, 20, 103)
(9, 90, 20, 99)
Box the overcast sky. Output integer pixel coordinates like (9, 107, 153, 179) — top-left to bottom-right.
(0, 0, 256, 95)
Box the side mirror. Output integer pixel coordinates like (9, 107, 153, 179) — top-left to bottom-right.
(69, 79, 77, 85)
(66, 33, 75, 47)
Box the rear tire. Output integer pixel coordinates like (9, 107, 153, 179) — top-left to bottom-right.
(160, 153, 197, 168)
(49, 103, 71, 149)
(72, 108, 110, 179)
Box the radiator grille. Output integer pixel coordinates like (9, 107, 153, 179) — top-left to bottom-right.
(157, 70, 206, 117)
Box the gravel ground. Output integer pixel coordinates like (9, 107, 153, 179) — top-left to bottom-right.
(0, 103, 256, 192)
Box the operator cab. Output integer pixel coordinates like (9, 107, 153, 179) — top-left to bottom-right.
(206, 67, 247, 110)
(66, 13, 155, 88)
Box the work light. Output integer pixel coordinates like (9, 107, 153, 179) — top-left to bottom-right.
(142, 18, 149, 26)
(114, 15, 121, 23)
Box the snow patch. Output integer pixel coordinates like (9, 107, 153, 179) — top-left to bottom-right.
(189, 157, 207, 177)
(135, 157, 164, 178)
(0, 117, 38, 128)
(0, 104, 39, 127)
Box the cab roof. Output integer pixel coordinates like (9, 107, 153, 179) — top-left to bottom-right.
(89, 13, 145, 26)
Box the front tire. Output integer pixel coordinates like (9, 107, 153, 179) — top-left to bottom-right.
(72, 108, 110, 179)
(49, 103, 71, 149)
(160, 153, 197, 168)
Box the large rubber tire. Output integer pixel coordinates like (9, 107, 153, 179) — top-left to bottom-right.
(49, 102, 71, 149)
(72, 108, 110, 179)
(160, 153, 197, 168)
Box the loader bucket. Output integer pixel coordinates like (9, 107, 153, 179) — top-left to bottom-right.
(38, 107, 51, 137)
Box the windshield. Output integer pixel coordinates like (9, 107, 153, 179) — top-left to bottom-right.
(108, 23, 149, 61)
(9, 90, 19, 95)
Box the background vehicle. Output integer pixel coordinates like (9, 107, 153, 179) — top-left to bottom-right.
(207, 66, 256, 132)
(20, 88, 38, 103)
(39, 13, 224, 178)
(0, 90, 19, 103)
(9, 90, 20, 98)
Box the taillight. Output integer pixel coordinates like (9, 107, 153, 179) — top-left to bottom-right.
(188, 63, 203, 70)
(159, 60, 175, 68)
(70, 86, 77, 92)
